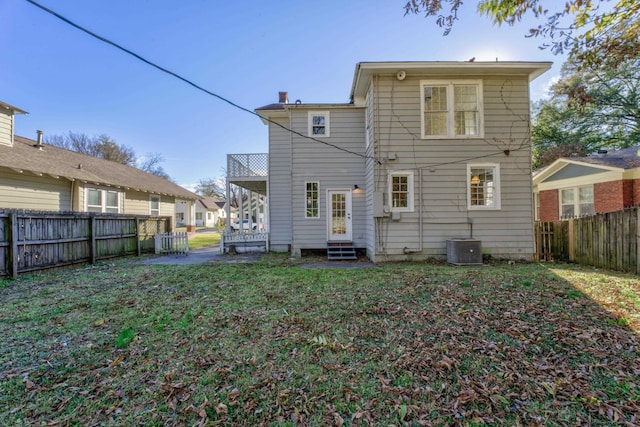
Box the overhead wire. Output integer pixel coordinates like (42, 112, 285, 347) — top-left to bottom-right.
(25, 0, 379, 164)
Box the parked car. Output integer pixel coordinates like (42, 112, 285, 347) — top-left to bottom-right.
(231, 219, 257, 231)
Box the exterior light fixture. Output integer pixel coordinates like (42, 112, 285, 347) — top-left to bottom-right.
(353, 185, 359, 190)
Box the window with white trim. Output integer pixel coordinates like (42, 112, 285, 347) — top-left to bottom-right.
(388, 171, 414, 212)
(308, 112, 330, 137)
(86, 188, 120, 213)
(150, 195, 160, 216)
(421, 80, 483, 138)
(468, 164, 500, 210)
(305, 181, 319, 218)
(560, 186, 594, 219)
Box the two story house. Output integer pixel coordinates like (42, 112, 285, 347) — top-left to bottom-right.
(228, 61, 551, 261)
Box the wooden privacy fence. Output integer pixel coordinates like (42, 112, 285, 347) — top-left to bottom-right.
(0, 210, 171, 279)
(535, 207, 640, 273)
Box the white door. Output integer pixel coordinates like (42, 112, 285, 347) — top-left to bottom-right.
(328, 190, 352, 241)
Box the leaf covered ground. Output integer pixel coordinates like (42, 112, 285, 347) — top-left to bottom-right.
(0, 255, 639, 426)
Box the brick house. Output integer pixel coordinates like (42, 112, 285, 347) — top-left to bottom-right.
(533, 146, 640, 222)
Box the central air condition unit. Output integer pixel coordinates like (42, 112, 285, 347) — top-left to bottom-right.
(446, 239, 482, 265)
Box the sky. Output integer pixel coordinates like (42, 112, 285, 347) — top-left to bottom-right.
(1, 0, 565, 192)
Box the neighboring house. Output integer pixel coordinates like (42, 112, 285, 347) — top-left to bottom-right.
(196, 197, 227, 227)
(0, 101, 199, 227)
(227, 61, 551, 261)
(533, 146, 640, 222)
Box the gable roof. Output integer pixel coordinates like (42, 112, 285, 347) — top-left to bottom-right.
(198, 197, 225, 210)
(0, 135, 198, 200)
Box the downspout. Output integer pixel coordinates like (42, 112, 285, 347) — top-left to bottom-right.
(403, 168, 423, 254)
(289, 107, 295, 254)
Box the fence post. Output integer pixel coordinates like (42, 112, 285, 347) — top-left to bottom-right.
(90, 216, 97, 264)
(9, 212, 18, 279)
(136, 217, 141, 257)
(636, 208, 640, 275)
(568, 219, 575, 262)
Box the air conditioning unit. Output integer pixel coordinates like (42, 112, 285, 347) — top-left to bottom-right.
(446, 239, 482, 265)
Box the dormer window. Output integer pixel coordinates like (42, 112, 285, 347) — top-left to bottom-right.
(308, 112, 330, 137)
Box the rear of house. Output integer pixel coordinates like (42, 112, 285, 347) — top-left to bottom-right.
(255, 61, 550, 261)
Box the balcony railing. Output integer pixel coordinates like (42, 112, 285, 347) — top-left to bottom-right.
(227, 153, 268, 179)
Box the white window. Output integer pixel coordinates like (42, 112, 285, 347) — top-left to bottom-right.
(421, 80, 483, 138)
(195, 212, 203, 220)
(308, 112, 330, 137)
(207, 212, 212, 220)
(305, 181, 319, 218)
(86, 188, 120, 213)
(388, 171, 414, 212)
(560, 186, 594, 219)
(150, 195, 160, 216)
(468, 164, 500, 210)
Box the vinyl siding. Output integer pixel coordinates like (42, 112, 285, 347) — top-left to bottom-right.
(124, 191, 175, 218)
(370, 74, 534, 260)
(268, 116, 293, 249)
(289, 107, 367, 254)
(0, 167, 72, 210)
(0, 110, 13, 147)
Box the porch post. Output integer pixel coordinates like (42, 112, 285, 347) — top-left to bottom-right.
(225, 178, 231, 233)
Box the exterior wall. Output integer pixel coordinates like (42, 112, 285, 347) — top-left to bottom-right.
(268, 116, 294, 251)
(124, 190, 175, 220)
(623, 179, 635, 207)
(633, 179, 640, 205)
(288, 107, 367, 256)
(594, 180, 625, 213)
(368, 74, 535, 260)
(0, 109, 13, 147)
(0, 167, 72, 210)
(539, 190, 559, 222)
(364, 81, 377, 261)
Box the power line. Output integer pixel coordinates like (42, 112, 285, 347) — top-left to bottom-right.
(25, 0, 377, 163)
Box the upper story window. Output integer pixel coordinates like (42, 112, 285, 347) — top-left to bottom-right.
(308, 112, 330, 137)
(305, 181, 319, 218)
(560, 186, 594, 219)
(467, 164, 500, 210)
(150, 195, 160, 216)
(388, 171, 414, 212)
(86, 188, 120, 214)
(421, 80, 483, 139)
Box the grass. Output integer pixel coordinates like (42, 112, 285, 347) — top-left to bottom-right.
(188, 232, 221, 249)
(1, 256, 639, 426)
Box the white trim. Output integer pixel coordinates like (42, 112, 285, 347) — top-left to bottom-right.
(558, 185, 595, 219)
(388, 171, 414, 212)
(150, 195, 161, 216)
(327, 189, 352, 241)
(420, 79, 484, 139)
(467, 163, 501, 210)
(85, 187, 121, 214)
(308, 111, 330, 137)
(304, 181, 320, 219)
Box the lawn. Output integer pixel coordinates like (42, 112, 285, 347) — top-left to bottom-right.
(1, 256, 639, 426)
(188, 232, 221, 249)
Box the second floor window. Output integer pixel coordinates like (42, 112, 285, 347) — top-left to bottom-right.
(308, 112, 330, 137)
(421, 80, 483, 139)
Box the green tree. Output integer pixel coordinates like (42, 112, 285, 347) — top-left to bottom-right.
(404, 0, 640, 70)
(532, 57, 640, 168)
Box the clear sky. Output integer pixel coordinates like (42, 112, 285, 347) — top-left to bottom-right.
(1, 0, 564, 191)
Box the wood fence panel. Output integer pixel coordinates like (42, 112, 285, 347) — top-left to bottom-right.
(537, 207, 639, 273)
(0, 210, 169, 278)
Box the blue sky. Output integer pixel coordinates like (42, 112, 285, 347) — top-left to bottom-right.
(1, 0, 564, 191)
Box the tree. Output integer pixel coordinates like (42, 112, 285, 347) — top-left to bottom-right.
(404, 0, 640, 71)
(532, 56, 640, 168)
(195, 177, 225, 199)
(46, 132, 172, 179)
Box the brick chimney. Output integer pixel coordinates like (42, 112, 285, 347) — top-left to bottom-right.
(278, 91, 289, 104)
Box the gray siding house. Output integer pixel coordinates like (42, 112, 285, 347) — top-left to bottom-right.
(0, 101, 200, 226)
(228, 61, 551, 261)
